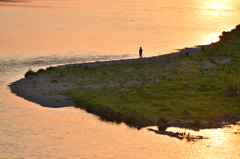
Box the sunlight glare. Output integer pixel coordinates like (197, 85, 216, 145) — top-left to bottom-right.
(202, 0, 233, 10)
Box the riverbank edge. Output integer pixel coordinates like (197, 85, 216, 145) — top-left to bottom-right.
(10, 23, 240, 130)
(9, 42, 240, 130)
(10, 44, 209, 108)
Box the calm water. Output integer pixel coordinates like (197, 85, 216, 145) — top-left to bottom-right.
(1, 0, 240, 158)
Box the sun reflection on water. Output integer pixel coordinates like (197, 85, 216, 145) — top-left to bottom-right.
(206, 1, 232, 10)
(166, 124, 240, 144)
(1, 1, 240, 157)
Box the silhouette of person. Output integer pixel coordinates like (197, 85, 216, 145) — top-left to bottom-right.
(139, 47, 143, 58)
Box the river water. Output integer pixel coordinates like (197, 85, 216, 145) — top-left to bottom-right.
(1, 0, 240, 158)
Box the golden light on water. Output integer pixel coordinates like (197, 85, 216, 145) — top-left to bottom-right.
(190, 0, 239, 46)
(1, 1, 240, 158)
(204, 0, 232, 10)
(206, 32, 222, 44)
(1, 0, 239, 58)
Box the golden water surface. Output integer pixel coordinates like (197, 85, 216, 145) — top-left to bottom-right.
(0, 0, 240, 158)
(1, 0, 239, 58)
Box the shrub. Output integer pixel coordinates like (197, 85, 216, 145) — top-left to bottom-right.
(218, 68, 240, 95)
(157, 117, 169, 131)
(25, 69, 37, 78)
(46, 66, 55, 71)
(157, 117, 168, 124)
(37, 68, 45, 74)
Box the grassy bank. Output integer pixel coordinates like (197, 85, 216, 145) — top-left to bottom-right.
(25, 25, 240, 129)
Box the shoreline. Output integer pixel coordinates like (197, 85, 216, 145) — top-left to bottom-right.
(9, 44, 210, 108)
(58, 44, 211, 68)
(9, 40, 240, 130)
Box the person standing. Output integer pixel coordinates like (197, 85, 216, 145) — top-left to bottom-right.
(139, 47, 143, 58)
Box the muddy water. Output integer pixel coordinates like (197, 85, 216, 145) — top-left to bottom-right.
(1, 0, 240, 158)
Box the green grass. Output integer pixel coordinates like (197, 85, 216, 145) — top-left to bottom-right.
(25, 24, 240, 127)
(217, 68, 240, 94)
